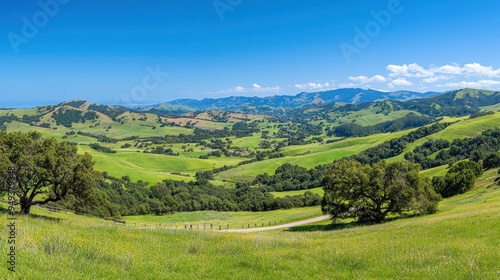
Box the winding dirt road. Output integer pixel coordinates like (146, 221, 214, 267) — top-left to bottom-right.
(218, 215, 331, 233)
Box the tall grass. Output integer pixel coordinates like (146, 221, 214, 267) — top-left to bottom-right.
(1, 171, 498, 279)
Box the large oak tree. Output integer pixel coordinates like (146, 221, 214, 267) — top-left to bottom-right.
(0, 131, 97, 214)
(321, 159, 441, 223)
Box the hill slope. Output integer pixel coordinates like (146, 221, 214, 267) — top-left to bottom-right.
(152, 88, 439, 111)
(1, 169, 498, 279)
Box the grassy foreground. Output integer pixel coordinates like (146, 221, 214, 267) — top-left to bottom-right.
(1, 171, 499, 279)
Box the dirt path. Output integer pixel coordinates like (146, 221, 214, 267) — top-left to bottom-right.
(218, 215, 331, 233)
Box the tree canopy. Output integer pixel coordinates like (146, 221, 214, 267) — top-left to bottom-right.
(321, 159, 441, 223)
(431, 160, 483, 198)
(0, 131, 97, 214)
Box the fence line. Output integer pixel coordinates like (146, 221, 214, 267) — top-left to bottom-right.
(28, 205, 317, 231)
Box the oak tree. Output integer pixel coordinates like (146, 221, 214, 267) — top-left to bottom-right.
(0, 131, 97, 214)
(321, 159, 441, 223)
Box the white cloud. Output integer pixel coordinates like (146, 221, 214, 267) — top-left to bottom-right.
(208, 84, 281, 95)
(440, 80, 500, 88)
(388, 78, 413, 88)
(387, 63, 434, 78)
(388, 62, 500, 80)
(462, 63, 500, 77)
(431, 64, 462, 75)
(380, 62, 500, 90)
(338, 83, 358, 88)
(422, 75, 451, 84)
(294, 82, 332, 91)
(348, 75, 386, 84)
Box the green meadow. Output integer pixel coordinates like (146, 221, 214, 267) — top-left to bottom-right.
(78, 145, 246, 184)
(1, 169, 498, 279)
(271, 187, 324, 198)
(218, 129, 414, 181)
(390, 111, 500, 162)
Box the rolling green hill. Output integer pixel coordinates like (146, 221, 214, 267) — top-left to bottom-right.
(2, 89, 500, 187)
(1, 168, 498, 279)
(2, 89, 500, 278)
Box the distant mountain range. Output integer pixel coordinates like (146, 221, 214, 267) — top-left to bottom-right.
(2, 88, 499, 133)
(149, 88, 441, 112)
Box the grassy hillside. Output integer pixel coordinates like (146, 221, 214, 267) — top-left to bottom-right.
(1, 169, 498, 279)
(271, 187, 324, 198)
(389, 111, 500, 162)
(3, 98, 500, 189)
(218, 129, 415, 181)
(78, 145, 246, 184)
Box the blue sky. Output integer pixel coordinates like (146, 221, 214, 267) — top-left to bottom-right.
(1, 0, 500, 106)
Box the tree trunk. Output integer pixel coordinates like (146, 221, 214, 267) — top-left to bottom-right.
(21, 203, 31, 214)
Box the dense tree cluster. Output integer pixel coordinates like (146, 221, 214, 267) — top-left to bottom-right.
(351, 123, 450, 165)
(469, 110, 495, 119)
(251, 124, 451, 194)
(89, 143, 117, 154)
(253, 163, 328, 191)
(0, 115, 18, 131)
(405, 129, 500, 169)
(21, 114, 43, 124)
(77, 131, 119, 143)
(52, 108, 98, 128)
(272, 122, 324, 146)
(321, 160, 441, 223)
(146, 146, 178, 156)
(432, 161, 483, 198)
(231, 122, 260, 138)
(1, 113, 47, 131)
(62, 100, 87, 108)
(331, 113, 433, 137)
(161, 125, 256, 144)
(483, 153, 500, 170)
(87, 104, 129, 121)
(404, 139, 451, 169)
(60, 175, 322, 217)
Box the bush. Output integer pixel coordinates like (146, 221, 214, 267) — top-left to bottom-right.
(432, 161, 482, 198)
(483, 153, 500, 170)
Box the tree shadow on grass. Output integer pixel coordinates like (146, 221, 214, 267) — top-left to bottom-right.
(286, 221, 374, 232)
(0, 205, 8, 214)
(287, 214, 420, 232)
(28, 213, 63, 223)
